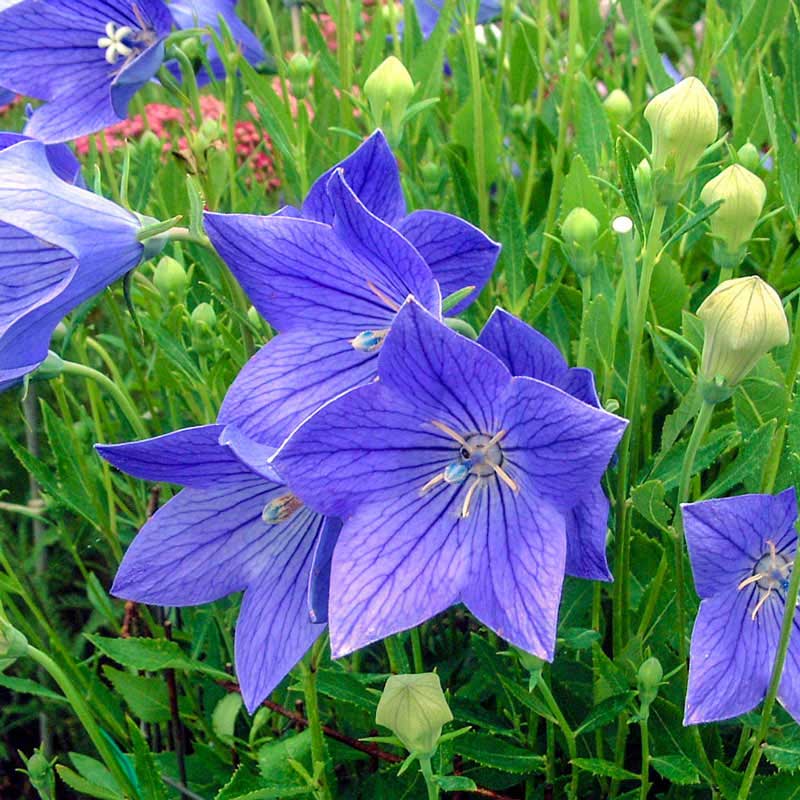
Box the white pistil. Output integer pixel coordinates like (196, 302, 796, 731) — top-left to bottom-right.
(461, 477, 481, 518)
(367, 280, 401, 312)
(98, 21, 134, 64)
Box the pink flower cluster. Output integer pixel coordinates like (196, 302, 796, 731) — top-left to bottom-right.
(74, 94, 281, 189)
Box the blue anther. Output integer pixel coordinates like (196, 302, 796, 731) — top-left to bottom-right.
(351, 330, 384, 352)
(443, 461, 470, 484)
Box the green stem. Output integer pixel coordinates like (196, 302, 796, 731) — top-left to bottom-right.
(410, 627, 425, 673)
(737, 535, 800, 799)
(27, 646, 138, 798)
(639, 714, 650, 800)
(673, 399, 715, 662)
(419, 757, 439, 800)
(384, 636, 405, 674)
(534, 0, 581, 292)
(577, 274, 592, 365)
(336, 0, 354, 145)
(463, 9, 489, 232)
(301, 644, 333, 800)
(538, 679, 578, 799)
(60, 360, 148, 440)
(613, 203, 668, 656)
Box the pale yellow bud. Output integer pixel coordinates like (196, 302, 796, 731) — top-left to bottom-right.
(698, 276, 789, 390)
(375, 673, 453, 756)
(364, 56, 415, 134)
(700, 164, 766, 267)
(603, 89, 632, 125)
(644, 77, 718, 199)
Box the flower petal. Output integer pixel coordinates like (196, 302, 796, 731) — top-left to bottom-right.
(302, 130, 405, 226)
(0, 133, 82, 185)
(307, 517, 343, 624)
(565, 486, 613, 581)
(110, 39, 167, 118)
(326, 170, 441, 316)
(398, 210, 499, 314)
(218, 329, 380, 447)
(377, 300, 511, 435)
(682, 489, 798, 599)
(558, 367, 601, 409)
(777, 604, 800, 725)
(327, 487, 470, 658)
(96, 425, 250, 489)
(234, 510, 328, 711)
(274, 382, 452, 518)
(500, 376, 627, 511)
(218, 425, 280, 482)
(462, 488, 566, 660)
(685, 588, 780, 724)
(478, 307, 568, 386)
(204, 212, 403, 335)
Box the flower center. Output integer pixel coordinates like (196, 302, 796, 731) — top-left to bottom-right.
(350, 281, 401, 354)
(98, 21, 135, 64)
(420, 421, 518, 518)
(262, 493, 303, 524)
(737, 540, 792, 620)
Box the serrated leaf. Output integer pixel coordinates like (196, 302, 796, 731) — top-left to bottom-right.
(88, 635, 190, 672)
(257, 729, 315, 789)
(56, 766, 121, 800)
(571, 757, 638, 781)
(575, 75, 612, 172)
(127, 718, 168, 800)
(496, 676, 557, 723)
(616, 138, 644, 240)
(631, 480, 672, 531)
(561, 153, 610, 229)
(434, 775, 477, 790)
(651, 754, 701, 784)
(314, 668, 378, 714)
(102, 667, 172, 724)
(456, 733, 545, 774)
(574, 693, 633, 736)
(498, 187, 528, 306)
(216, 765, 311, 800)
(0, 673, 65, 703)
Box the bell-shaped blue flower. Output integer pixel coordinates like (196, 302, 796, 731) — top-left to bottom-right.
(97, 424, 342, 711)
(414, 0, 503, 38)
(0, 0, 174, 143)
(274, 301, 627, 662)
(0, 138, 146, 391)
(682, 489, 800, 725)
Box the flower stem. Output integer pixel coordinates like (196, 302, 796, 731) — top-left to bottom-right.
(60, 359, 148, 440)
(419, 756, 439, 800)
(577, 274, 592, 366)
(639, 714, 650, 800)
(301, 642, 333, 800)
(736, 535, 800, 799)
(534, 0, 581, 292)
(613, 203, 668, 655)
(538, 678, 578, 799)
(411, 627, 425, 673)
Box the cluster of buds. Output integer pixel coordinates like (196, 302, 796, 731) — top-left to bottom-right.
(644, 77, 718, 203)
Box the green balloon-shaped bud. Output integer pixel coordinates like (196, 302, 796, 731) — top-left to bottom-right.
(364, 56, 415, 135)
(153, 256, 188, 305)
(637, 657, 663, 710)
(603, 89, 632, 126)
(737, 142, 761, 172)
(561, 207, 600, 277)
(191, 302, 217, 354)
(288, 52, 314, 100)
(376, 673, 453, 757)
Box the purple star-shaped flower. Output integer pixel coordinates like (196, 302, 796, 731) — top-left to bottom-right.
(0, 0, 173, 143)
(204, 132, 500, 446)
(414, 0, 503, 38)
(97, 424, 342, 711)
(167, 0, 268, 83)
(477, 308, 614, 581)
(683, 489, 800, 725)
(273, 301, 627, 660)
(0, 138, 149, 391)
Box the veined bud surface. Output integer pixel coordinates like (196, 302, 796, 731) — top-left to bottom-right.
(644, 77, 718, 202)
(698, 276, 789, 393)
(700, 164, 766, 268)
(375, 672, 453, 757)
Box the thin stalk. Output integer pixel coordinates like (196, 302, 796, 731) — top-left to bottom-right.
(419, 756, 439, 800)
(736, 535, 800, 799)
(384, 636, 405, 674)
(577, 274, 592, 365)
(410, 627, 425, 673)
(27, 646, 138, 798)
(463, 10, 489, 232)
(336, 0, 354, 144)
(639, 714, 650, 800)
(534, 0, 581, 291)
(60, 360, 148, 439)
(302, 643, 334, 800)
(538, 679, 578, 799)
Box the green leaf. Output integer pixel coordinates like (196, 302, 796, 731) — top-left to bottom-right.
(101, 667, 172, 724)
(457, 733, 545, 774)
(498, 187, 529, 307)
(86, 571, 118, 629)
(257, 729, 315, 791)
(127, 718, 168, 800)
(559, 627, 601, 650)
(631, 480, 672, 532)
(56, 766, 121, 800)
(650, 256, 690, 332)
(561, 153, 610, 230)
(619, 0, 671, 91)
(616, 138, 645, 240)
(434, 775, 477, 791)
(0, 673, 65, 703)
(574, 75, 612, 173)
(574, 694, 633, 736)
(497, 676, 557, 723)
(213, 693, 243, 744)
(88, 635, 190, 672)
(314, 668, 379, 714)
(571, 757, 639, 781)
(651, 754, 701, 785)
(445, 145, 480, 226)
(216, 765, 311, 800)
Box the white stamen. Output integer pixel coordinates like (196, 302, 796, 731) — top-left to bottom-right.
(98, 22, 134, 65)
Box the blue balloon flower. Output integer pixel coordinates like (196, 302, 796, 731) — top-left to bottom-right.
(205, 131, 500, 446)
(415, 0, 503, 38)
(682, 489, 800, 725)
(97, 424, 342, 712)
(477, 308, 614, 582)
(0, 0, 174, 143)
(273, 300, 627, 661)
(0, 138, 147, 391)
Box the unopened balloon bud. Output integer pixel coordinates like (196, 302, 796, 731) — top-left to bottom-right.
(561, 207, 600, 277)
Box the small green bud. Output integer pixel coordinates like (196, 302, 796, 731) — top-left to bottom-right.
(613, 23, 631, 50)
(191, 302, 217, 354)
(0, 616, 28, 662)
(644, 77, 718, 202)
(364, 56, 415, 134)
(700, 164, 766, 268)
(247, 305, 262, 329)
(178, 35, 204, 63)
(139, 130, 162, 154)
(561, 207, 600, 277)
(196, 118, 223, 151)
(21, 749, 55, 800)
(153, 256, 188, 304)
(698, 276, 789, 393)
(420, 161, 443, 193)
(637, 657, 663, 709)
(376, 673, 453, 757)
(634, 158, 654, 211)
(288, 52, 314, 99)
(50, 321, 68, 342)
(737, 142, 761, 172)
(603, 89, 632, 126)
